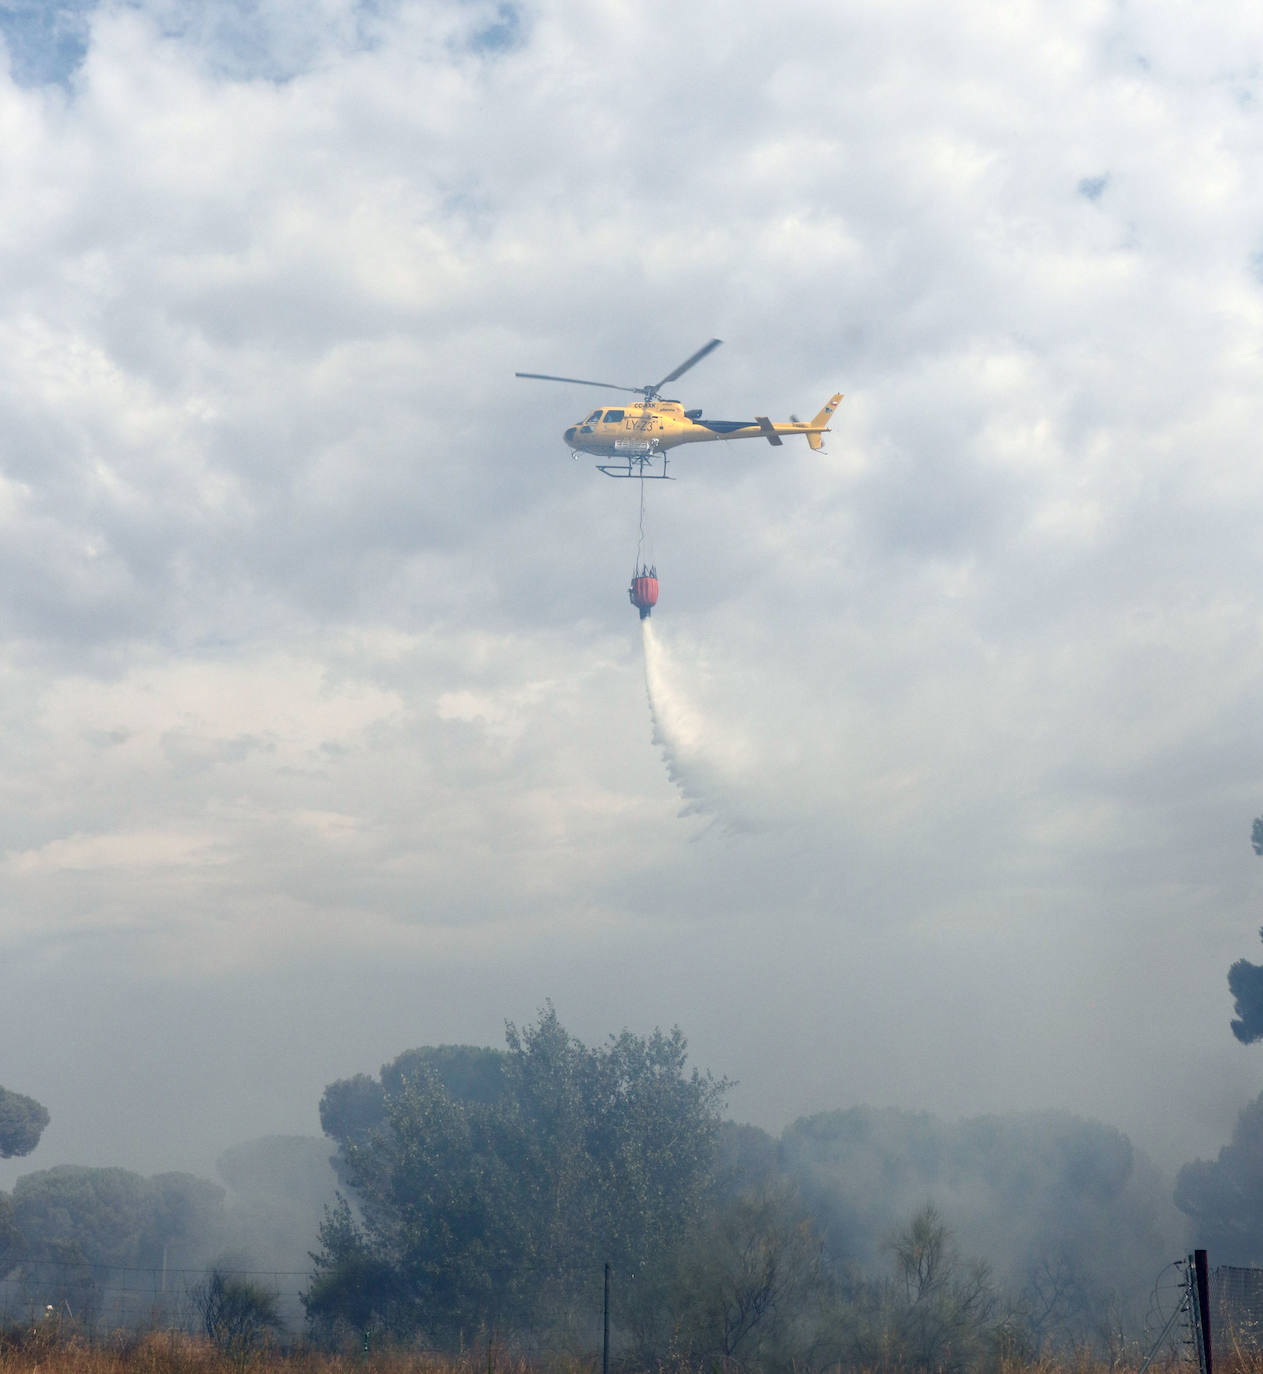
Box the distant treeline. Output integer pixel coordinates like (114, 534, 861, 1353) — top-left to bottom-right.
(4, 1006, 1263, 1368)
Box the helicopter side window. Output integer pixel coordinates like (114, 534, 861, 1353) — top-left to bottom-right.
(585, 411, 602, 423)
(605, 409, 625, 423)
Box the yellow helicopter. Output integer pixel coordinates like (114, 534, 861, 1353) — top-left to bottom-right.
(516, 338, 842, 478)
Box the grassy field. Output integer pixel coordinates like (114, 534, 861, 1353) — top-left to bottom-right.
(0, 1329, 1252, 1374)
(0, 1331, 567, 1374)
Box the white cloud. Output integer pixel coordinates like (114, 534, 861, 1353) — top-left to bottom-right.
(2, 0, 1263, 1184)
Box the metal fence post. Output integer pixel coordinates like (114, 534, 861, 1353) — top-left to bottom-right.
(603, 1263, 610, 1374)
(1194, 1249, 1214, 1374)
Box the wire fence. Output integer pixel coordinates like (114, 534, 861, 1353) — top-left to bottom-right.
(22, 1255, 1252, 1362)
(0, 1262, 312, 1336)
(0, 1259, 611, 1357)
(1210, 1266, 1263, 1354)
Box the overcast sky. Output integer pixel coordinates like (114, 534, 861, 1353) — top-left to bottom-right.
(3, 0, 1263, 1191)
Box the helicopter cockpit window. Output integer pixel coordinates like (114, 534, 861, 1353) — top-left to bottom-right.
(605, 409, 625, 423)
(585, 411, 602, 423)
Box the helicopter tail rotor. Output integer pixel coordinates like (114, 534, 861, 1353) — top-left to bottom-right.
(805, 393, 844, 451)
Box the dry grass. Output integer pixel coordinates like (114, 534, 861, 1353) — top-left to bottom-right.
(0, 1331, 1256, 1374)
(0, 1331, 595, 1374)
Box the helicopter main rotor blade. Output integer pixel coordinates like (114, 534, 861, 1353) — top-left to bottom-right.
(515, 371, 644, 395)
(651, 338, 723, 393)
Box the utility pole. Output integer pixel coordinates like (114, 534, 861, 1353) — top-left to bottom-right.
(603, 1263, 610, 1374)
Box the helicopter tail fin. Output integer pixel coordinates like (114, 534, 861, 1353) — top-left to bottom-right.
(806, 393, 843, 451)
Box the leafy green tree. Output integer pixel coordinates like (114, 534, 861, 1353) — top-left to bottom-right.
(889, 1204, 997, 1369)
(652, 1184, 823, 1366)
(321, 1046, 508, 1149)
(305, 1196, 402, 1346)
(381, 1045, 505, 1106)
(0, 1192, 22, 1276)
(13, 1166, 152, 1267)
(318, 1074, 386, 1152)
(831, 1206, 1001, 1374)
(714, 1120, 783, 1197)
(191, 1267, 282, 1354)
(2, 1167, 228, 1331)
(1175, 1091, 1263, 1264)
(358, 1061, 528, 1339)
(307, 1006, 727, 1347)
(1228, 819, 1263, 1041)
(0, 1086, 49, 1159)
(1230, 932, 1263, 1043)
(1194, 821, 1263, 1269)
(500, 1008, 725, 1301)
(11, 1166, 226, 1269)
(145, 1173, 231, 1269)
(308, 1062, 532, 1342)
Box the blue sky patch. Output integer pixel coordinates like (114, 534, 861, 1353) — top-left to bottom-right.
(471, 2, 521, 53)
(0, 0, 96, 86)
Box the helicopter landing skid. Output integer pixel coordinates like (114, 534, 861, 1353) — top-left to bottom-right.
(596, 454, 673, 480)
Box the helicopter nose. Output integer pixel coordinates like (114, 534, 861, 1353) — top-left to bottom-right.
(563, 427, 577, 445)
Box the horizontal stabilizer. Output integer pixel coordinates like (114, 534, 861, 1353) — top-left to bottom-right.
(755, 416, 784, 447)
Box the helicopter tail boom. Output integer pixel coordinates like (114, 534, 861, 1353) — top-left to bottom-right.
(805, 393, 844, 451)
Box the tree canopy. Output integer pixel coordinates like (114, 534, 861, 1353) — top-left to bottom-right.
(1175, 1091, 1263, 1264)
(306, 1006, 727, 1346)
(0, 1086, 49, 1159)
(8, 1165, 226, 1270)
(318, 1045, 507, 1159)
(1227, 818, 1263, 1042)
(776, 1105, 1182, 1349)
